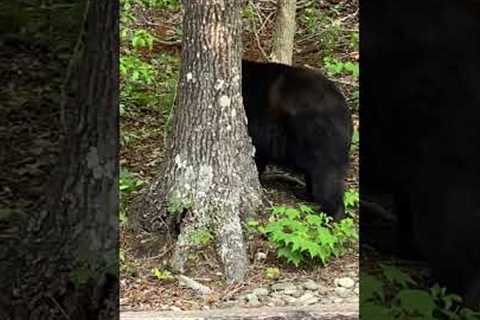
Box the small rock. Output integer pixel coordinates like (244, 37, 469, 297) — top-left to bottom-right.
(335, 277, 355, 289)
(271, 282, 296, 291)
(221, 300, 237, 308)
(335, 287, 351, 298)
(245, 293, 260, 306)
(295, 292, 319, 306)
(170, 306, 182, 312)
(332, 297, 344, 303)
(302, 280, 320, 291)
(354, 287, 359, 295)
(284, 288, 303, 297)
(269, 297, 286, 307)
(255, 252, 267, 261)
(316, 285, 330, 296)
(252, 287, 269, 297)
(282, 295, 298, 304)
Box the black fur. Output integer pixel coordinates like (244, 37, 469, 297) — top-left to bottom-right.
(241, 59, 353, 220)
(361, 0, 480, 307)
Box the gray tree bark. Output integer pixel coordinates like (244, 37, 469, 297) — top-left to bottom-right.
(132, 0, 263, 283)
(0, 1, 119, 319)
(270, 0, 297, 65)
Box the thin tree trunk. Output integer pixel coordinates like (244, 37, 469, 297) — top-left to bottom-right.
(132, 0, 262, 283)
(0, 1, 119, 318)
(271, 0, 297, 65)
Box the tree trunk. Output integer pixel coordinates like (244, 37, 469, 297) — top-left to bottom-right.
(132, 0, 262, 283)
(0, 1, 119, 319)
(270, 0, 297, 65)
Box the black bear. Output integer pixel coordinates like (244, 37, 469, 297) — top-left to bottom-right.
(361, 0, 480, 308)
(241, 59, 353, 220)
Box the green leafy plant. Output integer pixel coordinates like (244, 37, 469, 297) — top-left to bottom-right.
(351, 129, 359, 149)
(361, 265, 480, 320)
(120, 248, 138, 276)
(120, 0, 180, 122)
(120, 54, 159, 116)
(120, 167, 144, 196)
(264, 205, 357, 267)
(119, 208, 128, 226)
(242, 2, 256, 20)
(246, 219, 266, 234)
(350, 31, 359, 50)
(190, 228, 214, 247)
(166, 196, 192, 215)
(119, 167, 143, 226)
(300, 10, 343, 56)
(144, 0, 181, 10)
(121, 0, 180, 11)
(301, 7, 322, 34)
(130, 29, 155, 50)
(323, 57, 359, 79)
(152, 268, 175, 282)
(344, 188, 359, 214)
(120, 55, 156, 86)
(264, 267, 281, 280)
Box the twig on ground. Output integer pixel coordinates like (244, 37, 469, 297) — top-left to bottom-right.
(177, 275, 212, 295)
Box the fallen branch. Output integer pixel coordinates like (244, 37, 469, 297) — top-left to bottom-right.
(177, 275, 212, 295)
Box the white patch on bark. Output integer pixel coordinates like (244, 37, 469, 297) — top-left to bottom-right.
(174, 153, 192, 170)
(86, 147, 103, 179)
(104, 160, 114, 179)
(214, 79, 225, 90)
(186, 72, 193, 82)
(197, 165, 214, 195)
(218, 95, 231, 108)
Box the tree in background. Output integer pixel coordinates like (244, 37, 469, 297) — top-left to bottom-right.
(270, 0, 297, 64)
(133, 0, 262, 283)
(0, 1, 119, 318)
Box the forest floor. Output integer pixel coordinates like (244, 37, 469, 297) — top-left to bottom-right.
(119, 0, 360, 312)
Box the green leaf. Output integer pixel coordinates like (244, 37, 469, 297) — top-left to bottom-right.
(360, 302, 395, 320)
(360, 274, 385, 303)
(316, 227, 336, 246)
(285, 208, 301, 219)
(395, 289, 436, 318)
(305, 214, 323, 226)
(459, 308, 480, 320)
(299, 204, 315, 214)
(272, 206, 287, 215)
(380, 264, 416, 288)
(266, 205, 358, 267)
